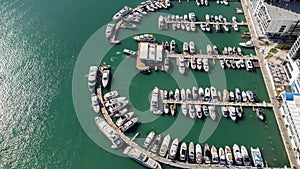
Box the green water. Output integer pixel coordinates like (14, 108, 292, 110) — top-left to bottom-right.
(1, 0, 289, 168)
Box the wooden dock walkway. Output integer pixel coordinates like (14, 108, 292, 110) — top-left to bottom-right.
(163, 99, 273, 108)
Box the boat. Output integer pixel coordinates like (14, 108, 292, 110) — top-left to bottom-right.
(241, 146, 251, 166)
(203, 58, 209, 72)
(233, 144, 243, 165)
(236, 107, 243, 118)
(164, 41, 169, 50)
(219, 147, 226, 165)
(181, 88, 186, 101)
(211, 145, 219, 164)
(104, 90, 118, 101)
(163, 90, 168, 100)
(205, 0, 208, 6)
(232, 16, 237, 22)
(91, 93, 100, 113)
(208, 106, 216, 120)
(224, 0, 229, 5)
(170, 40, 176, 53)
(109, 96, 127, 104)
(120, 117, 138, 132)
(116, 112, 134, 127)
(241, 32, 251, 38)
(229, 91, 235, 102)
(245, 60, 253, 71)
(188, 104, 196, 119)
(186, 88, 191, 101)
(175, 89, 180, 101)
(113, 6, 131, 21)
(169, 90, 174, 100)
(159, 134, 171, 157)
(102, 69, 110, 88)
(207, 45, 212, 55)
(150, 87, 163, 115)
(205, 87, 211, 101)
(210, 86, 218, 101)
(236, 7, 243, 14)
(242, 91, 247, 102)
(229, 106, 236, 121)
(223, 47, 228, 55)
(172, 23, 177, 31)
(200, 23, 206, 31)
(182, 103, 188, 116)
(188, 142, 195, 163)
(203, 144, 211, 164)
(201, 0, 204, 6)
(88, 66, 98, 92)
(178, 56, 186, 74)
(180, 142, 187, 161)
(164, 103, 169, 114)
(183, 42, 189, 55)
(246, 90, 254, 102)
(106, 100, 129, 114)
(192, 86, 198, 100)
(123, 49, 136, 56)
(169, 138, 179, 160)
(106, 23, 115, 38)
(191, 56, 197, 70)
(199, 87, 205, 101)
(205, 14, 210, 22)
(239, 41, 254, 48)
(235, 88, 242, 102)
(205, 23, 210, 32)
(123, 146, 162, 169)
(230, 60, 236, 69)
(236, 60, 241, 69)
(191, 22, 196, 32)
(256, 108, 264, 121)
(221, 106, 228, 117)
(213, 45, 218, 55)
(95, 116, 124, 149)
(233, 24, 239, 31)
(113, 108, 128, 117)
(170, 104, 175, 116)
(150, 134, 162, 153)
(225, 146, 233, 165)
(216, 23, 221, 32)
(189, 41, 195, 54)
(195, 104, 203, 119)
(195, 144, 202, 164)
(143, 131, 155, 148)
(196, 0, 201, 6)
(181, 23, 185, 30)
(133, 34, 156, 42)
(220, 59, 225, 69)
(203, 105, 209, 117)
(237, 47, 242, 55)
(240, 59, 245, 68)
(223, 24, 229, 32)
(197, 58, 202, 70)
(223, 89, 229, 102)
(250, 147, 264, 167)
(186, 23, 191, 31)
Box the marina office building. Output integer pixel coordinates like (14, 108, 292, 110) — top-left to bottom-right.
(280, 92, 300, 164)
(249, 0, 300, 41)
(285, 35, 300, 93)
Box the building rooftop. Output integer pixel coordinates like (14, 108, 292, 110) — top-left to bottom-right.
(266, 3, 300, 21)
(268, 1, 300, 14)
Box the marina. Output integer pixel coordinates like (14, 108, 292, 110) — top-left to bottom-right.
(83, 0, 293, 168)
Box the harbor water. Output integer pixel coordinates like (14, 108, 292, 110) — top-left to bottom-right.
(0, 0, 289, 168)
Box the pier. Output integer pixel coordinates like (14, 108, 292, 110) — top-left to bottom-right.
(165, 20, 248, 27)
(166, 52, 258, 60)
(163, 99, 273, 108)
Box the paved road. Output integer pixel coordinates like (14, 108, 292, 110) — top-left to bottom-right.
(240, 0, 299, 168)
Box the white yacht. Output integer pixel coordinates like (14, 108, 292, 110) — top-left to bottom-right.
(189, 142, 195, 162)
(223, 24, 229, 32)
(150, 87, 163, 115)
(104, 90, 118, 101)
(229, 106, 236, 121)
(223, 89, 229, 102)
(180, 142, 187, 161)
(211, 145, 219, 164)
(178, 56, 186, 74)
(175, 89, 180, 101)
(188, 12, 196, 22)
(143, 131, 155, 148)
(124, 146, 162, 169)
(196, 144, 202, 164)
(207, 45, 212, 55)
(106, 23, 115, 38)
(197, 58, 202, 70)
(186, 88, 192, 101)
(205, 87, 211, 101)
(205, 24, 211, 32)
(95, 116, 124, 149)
(221, 106, 228, 117)
(203, 105, 209, 117)
(251, 147, 264, 167)
(245, 60, 253, 71)
(242, 91, 247, 102)
(159, 134, 171, 157)
(203, 58, 209, 72)
(241, 145, 251, 166)
(189, 41, 195, 54)
(116, 112, 134, 127)
(150, 135, 162, 153)
(169, 138, 179, 160)
(188, 104, 196, 119)
(223, 47, 228, 55)
(195, 104, 202, 119)
(102, 69, 110, 88)
(120, 117, 138, 132)
(239, 41, 254, 48)
(210, 86, 218, 101)
(191, 56, 197, 70)
(203, 144, 211, 164)
(201, 23, 206, 31)
(164, 57, 170, 72)
(256, 108, 264, 121)
(106, 100, 129, 114)
(236, 107, 243, 118)
(181, 88, 186, 101)
(183, 42, 189, 55)
(233, 144, 243, 165)
(109, 96, 127, 104)
(191, 22, 196, 32)
(225, 146, 233, 165)
(113, 6, 132, 21)
(164, 103, 169, 114)
(91, 93, 100, 113)
(233, 24, 239, 31)
(220, 59, 225, 69)
(199, 87, 205, 101)
(170, 40, 176, 53)
(208, 105, 216, 120)
(123, 49, 136, 56)
(88, 66, 98, 92)
(181, 103, 187, 116)
(219, 147, 226, 165)
(192, 86, 198, 100)
(235, 88, 242, 102)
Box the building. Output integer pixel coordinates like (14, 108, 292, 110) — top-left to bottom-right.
(138, 42, 163, 63)
(250, 0, 300, 41)
(285, 36, 300, 92)
(279, 92, 300, 163)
